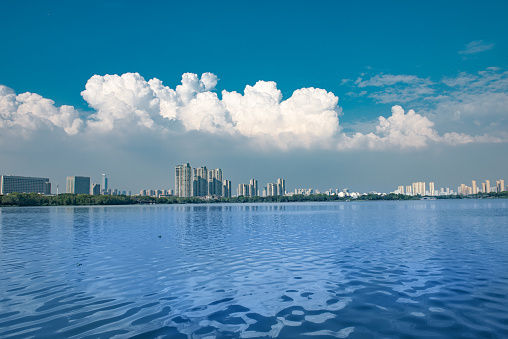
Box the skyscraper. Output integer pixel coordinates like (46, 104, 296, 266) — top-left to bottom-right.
(175, 163, 192, 197)
(101, 174, 108, 193)
(193, 166, 208, 197)
(249, 179, 258, 196)
(223, 180, 231, 198)
(472, 180, 477, 195)
(500, 179, 505, 192)
(238, 183, 250, 196)
(397, 186, 405, 195)
(208, 169, 223, 196)
(277, 178, 285, 196)
(92, 183, 101, 195)
(485, 180, 491, 193)
(429, 182, 435, 196)
(267, 183, 277, 196)
(405, 185, 412, 195)
(66, 176, 90, 194)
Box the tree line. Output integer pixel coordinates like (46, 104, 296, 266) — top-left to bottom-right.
(0, 191, 506, 207)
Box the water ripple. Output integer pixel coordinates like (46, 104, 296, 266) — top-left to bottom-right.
(1, 201, 507, 338)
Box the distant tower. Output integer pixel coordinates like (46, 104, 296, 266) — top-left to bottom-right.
(398, 185, 405, 194)
(101, 174, 108, 192)
(208, 169, 223, 196)
(485, 180, 491, 193)
(222, 180, 231, 198)
(249, 179, 258, 196)
(405, 185, 412, 195)
(267, 183, 277, 196)
(472, 180, 477, 195)
(193, 166, 208, 197)
(66, 176, 91, 194)
(277, 178, 285, 196)
(429, 182, 435, 196)
(92, 183, 101, 195)
(175, 163, 192, 197)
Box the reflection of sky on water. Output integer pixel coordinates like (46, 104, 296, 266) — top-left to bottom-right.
(1, 200, 507, 338)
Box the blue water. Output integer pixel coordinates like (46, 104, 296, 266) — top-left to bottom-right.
(1, 200, 507, 338)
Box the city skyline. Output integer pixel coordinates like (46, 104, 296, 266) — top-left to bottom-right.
(2, 169, 506, 198)
(1, 1, 507, 193)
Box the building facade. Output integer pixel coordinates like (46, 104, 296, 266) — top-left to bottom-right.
(92, 183, 101, 195)
(193, 166, 208, 197)
(66, 176, 91, 194)
(223, 180, 231, 198)
(277, 178, 285, 196)
(175, 163, 192, 197)
(0, 175, 51, 195)
(249, 179, 258, 196)
(208, 169, 223, 196)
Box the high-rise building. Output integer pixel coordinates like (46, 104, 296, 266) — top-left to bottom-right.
(482, 182, 486, 193)
(223, 180, 231, 198)
(175, 163, 192, 197)
(277, 178, 285, 196)
(66, 176, 90, 194)
(208, 169, 223, 196)
(397, 186, 405, 195)
(193, 166, 208, 197)
(0, 175, 51, 195)
(485, 180, 491, 194)
(412, 182, 426, 196)
(267, 183, 277, 196)
(249, 179, 258, 196)
(429, 182, 435, 196)
(92, 183, 101, 195)
(238, 183, 250, 196)
(101, 174, 108, 192)
(500, 179, 505, 192)
(405, 185, 412, 195)
(472, 181, 477, 195)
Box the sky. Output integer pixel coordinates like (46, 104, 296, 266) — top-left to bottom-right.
(1, 0, 507, 194)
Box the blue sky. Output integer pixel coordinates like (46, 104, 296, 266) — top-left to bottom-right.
(1, 0, 507, 193)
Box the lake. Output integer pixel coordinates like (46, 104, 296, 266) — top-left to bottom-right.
(1, 200, 507, 338)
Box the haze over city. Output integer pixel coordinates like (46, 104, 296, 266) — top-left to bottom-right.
(1, 1, 507, 193)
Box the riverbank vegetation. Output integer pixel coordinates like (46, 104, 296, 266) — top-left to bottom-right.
(1, 191, 507, 207)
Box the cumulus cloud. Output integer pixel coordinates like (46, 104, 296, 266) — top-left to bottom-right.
(458, 40, 494, 55)
(0, 85, 83, 135)
(80, 73, 341, 148)
(222, 82, 340, 148)
(2, 71, 506, 152)
(336, 105, 505, 150)
(337, 106, 438, 150)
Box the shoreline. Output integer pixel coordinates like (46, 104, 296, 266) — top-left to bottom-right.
(1, 192, 507, 207)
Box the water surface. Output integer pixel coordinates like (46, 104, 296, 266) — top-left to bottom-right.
(1, 200, 507, 338)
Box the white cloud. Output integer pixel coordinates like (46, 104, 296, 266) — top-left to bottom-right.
(81, 74, 342, 149)
(336, 105, 505, 150)
(0, 85, 83, 135)
(351, 74, 434, 103)
(458, 40, 494, 55)
(355, 74, 431, 87)
(2, 72, 506, 152)
(337, 106, 438, 150)
(222, 83, 340, 148)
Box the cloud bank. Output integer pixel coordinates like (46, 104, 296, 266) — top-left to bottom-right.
(1, 72, 506, 151)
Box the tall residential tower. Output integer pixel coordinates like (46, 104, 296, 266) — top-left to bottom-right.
(175, 163, 192, 197)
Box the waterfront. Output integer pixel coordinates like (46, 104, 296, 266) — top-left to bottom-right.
(1, 200, 507, 338)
